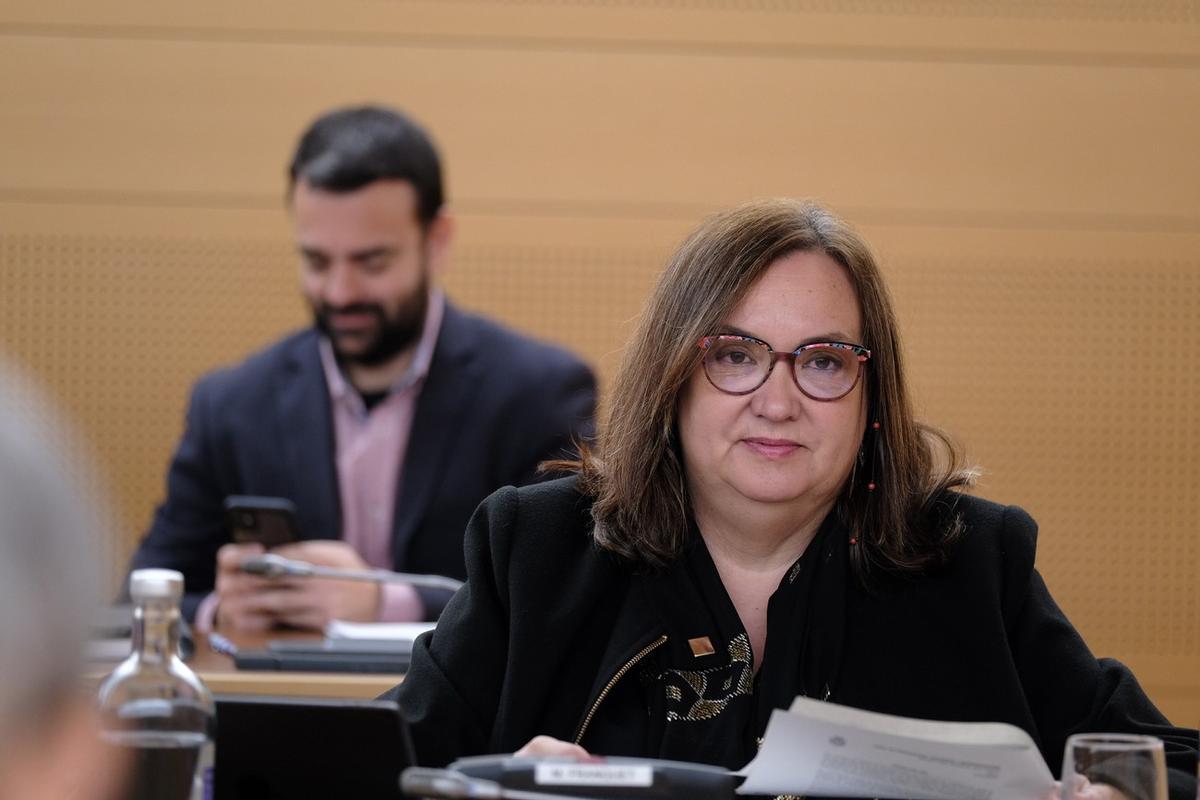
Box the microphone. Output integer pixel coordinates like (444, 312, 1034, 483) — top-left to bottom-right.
(401, 768, 501, 799)
(400, 768, 600, 800)
(239, 553, 464, 593)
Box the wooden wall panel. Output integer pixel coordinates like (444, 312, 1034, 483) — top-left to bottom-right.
(2, 34, 1198, 219)
(0, 2, 1196, 722)
(4, 1, 1198, 58)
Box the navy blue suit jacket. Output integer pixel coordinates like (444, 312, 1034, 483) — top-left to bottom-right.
(130, 303, 597, 620)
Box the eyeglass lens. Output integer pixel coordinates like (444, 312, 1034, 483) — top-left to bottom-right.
(703, 338, 862, 399)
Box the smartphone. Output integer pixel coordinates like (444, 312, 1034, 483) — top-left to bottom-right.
(223, 495, 300, 548)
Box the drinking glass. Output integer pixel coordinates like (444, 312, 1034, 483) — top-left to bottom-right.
(1060, 733, 1167, 800)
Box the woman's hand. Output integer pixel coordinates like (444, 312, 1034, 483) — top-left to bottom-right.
(515, 736, 591, 759)
(1049, 776, 1131, 800)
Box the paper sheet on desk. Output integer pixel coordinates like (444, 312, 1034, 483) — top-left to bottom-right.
(737, 697, 1055, 800)
(325, 620, 435, 641)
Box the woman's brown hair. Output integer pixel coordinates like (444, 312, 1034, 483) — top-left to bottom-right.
(570, 198, 972, 578)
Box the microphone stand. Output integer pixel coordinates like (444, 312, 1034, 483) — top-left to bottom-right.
(239, 553, 464, 593)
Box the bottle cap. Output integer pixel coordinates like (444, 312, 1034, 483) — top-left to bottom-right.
(129, 568, 184, 601)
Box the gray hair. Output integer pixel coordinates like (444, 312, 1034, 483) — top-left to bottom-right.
(0, 359, 106, 744)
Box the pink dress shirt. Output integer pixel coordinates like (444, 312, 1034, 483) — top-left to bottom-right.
(319, 290, 445, 622)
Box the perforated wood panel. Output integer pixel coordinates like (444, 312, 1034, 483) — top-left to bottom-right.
(0, 233, 306, 584)
(0, 1, 1196, 720)
(891, 259, 1200, 656)
(447, 244, 668, 376)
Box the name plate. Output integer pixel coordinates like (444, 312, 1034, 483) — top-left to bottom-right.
(534, 763, 654, 787)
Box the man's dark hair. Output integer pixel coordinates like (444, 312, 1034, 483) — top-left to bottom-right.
(288, 105, 444, 227)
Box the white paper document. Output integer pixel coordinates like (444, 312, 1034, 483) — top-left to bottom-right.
(737, 697, 1055, 800)
(324, 620, 435, 642)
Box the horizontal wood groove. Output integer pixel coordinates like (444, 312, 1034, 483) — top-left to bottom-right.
(3, 23, 1198, 69)
(3, 188, 1199, 235)
(385, 0, 1200, 25)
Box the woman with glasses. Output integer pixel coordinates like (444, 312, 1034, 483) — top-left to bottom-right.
(394, 199, 1197, 800)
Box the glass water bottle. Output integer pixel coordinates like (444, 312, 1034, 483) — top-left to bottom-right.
(98, 568, 215, 800)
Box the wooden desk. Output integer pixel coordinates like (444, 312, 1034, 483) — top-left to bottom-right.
(193, 631, 406, 698)
(92, 631, 406, 699)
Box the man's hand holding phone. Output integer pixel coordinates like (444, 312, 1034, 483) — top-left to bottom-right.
(215, 496, 383, 632)
(214, 540, 383, 632)
(214, 541, 275, 632)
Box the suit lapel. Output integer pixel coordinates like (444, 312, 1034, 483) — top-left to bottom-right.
(276, 331, 341, 541)
(390, 304, 479, 568)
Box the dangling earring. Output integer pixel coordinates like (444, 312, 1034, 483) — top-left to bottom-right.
(850, 420, 881, 549)
(867, 420, 881, 493)
(854, 422, 883, 546)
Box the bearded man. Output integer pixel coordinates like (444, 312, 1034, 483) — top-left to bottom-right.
(129, 106, 596, 630)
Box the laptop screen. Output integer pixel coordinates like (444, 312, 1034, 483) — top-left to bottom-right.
(213, 695, 414, 799)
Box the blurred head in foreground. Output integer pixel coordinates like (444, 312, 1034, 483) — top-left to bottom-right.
(0, 359, 124, 799)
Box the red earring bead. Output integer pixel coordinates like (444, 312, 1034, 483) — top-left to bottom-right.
(849, 537, 858, 546)
(872, 421, 881, 430)
(867, 482, 877, 491)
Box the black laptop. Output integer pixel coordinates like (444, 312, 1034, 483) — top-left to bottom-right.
(214, 695, 414, 799)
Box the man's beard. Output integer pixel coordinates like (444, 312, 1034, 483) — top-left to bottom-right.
(312, 272, 429, 368)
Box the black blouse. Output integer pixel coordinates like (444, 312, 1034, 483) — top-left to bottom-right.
(586, 514, 850, 771)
